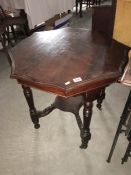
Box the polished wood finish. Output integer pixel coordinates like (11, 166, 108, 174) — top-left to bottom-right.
(8, 28, 122, 97)
(8, 27, 130, 148)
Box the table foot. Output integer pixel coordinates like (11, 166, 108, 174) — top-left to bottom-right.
(80, 129, 91, 149)
(34, 123, 40, 129)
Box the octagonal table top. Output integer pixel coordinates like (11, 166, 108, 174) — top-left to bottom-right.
(8, 28, 121, 97)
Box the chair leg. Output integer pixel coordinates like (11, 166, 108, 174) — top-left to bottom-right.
(121, 141, 131, 164)
(98, 0, 101, 5)
(23, 22, 30, 36)
(0, 33, 6, 49)
(107, 111, 130, 163)
(6, 26, 14, 46)
(6, 26, 10, 46)
(21, 24, 27, 37)
(76, 0, 79, 14)
(2, 33, 6, 49)
(79, 0, 83, 17)
(107, 90, 131, 162)
(10, 25, 17, 42)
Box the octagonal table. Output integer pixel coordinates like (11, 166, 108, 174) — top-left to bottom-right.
(8, 27, 127, 149)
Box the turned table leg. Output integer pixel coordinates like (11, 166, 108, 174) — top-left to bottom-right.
(22, 85, 40, 129)
(80, 94, 93, 149)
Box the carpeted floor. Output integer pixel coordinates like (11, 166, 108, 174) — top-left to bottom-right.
(0, 5, 131, 175)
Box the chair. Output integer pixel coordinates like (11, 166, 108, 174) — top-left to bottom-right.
(106, 0, 131, 164)
(0, 5, 28, 45)
(76, 0, 102, 17)
(107, 90, 131, 164)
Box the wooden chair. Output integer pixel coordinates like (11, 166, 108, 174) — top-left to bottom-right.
(76, 0, 102, 17)
(0, 5, 28, 45)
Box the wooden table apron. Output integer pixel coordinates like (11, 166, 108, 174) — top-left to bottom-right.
(8, 28, 127, 149)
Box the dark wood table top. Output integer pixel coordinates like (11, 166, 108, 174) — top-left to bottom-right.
(8, 28, 123, 97)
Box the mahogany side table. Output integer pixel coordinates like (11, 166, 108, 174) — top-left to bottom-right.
(8, 28, 129, 149)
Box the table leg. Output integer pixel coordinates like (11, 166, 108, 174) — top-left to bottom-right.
(75, 113, 83, 131)
(22, 85, 40, 129)
(80, 94, 93, 149)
